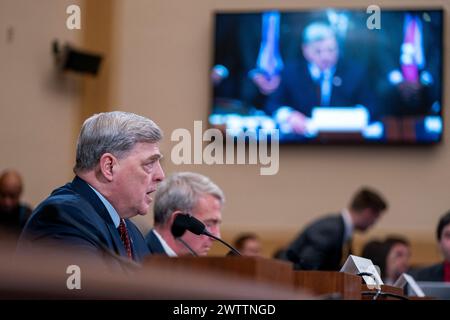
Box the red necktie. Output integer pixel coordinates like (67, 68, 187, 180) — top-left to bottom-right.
(118, 219, 133, 259)
(444, 261, 450, 282)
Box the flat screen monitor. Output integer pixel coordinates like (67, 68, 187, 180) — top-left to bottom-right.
(210, 9, 444, 144)
(413, 282, 450, 299)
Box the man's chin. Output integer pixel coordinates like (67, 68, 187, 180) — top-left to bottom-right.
(137, 205, 150, 216)
(198, 248, 211, 256)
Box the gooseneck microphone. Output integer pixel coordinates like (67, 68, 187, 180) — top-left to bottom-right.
(176, 238, 198, 256)
(170, 213, 200, 256)
(171, 213, 241, 256)
(171, 213, 206, 237)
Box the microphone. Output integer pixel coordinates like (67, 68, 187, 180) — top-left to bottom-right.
(170, 213, 200, 256)
(171, 213, 205, 237)
(171, 213, 241, 256)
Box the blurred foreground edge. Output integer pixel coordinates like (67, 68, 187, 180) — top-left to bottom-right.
(0, 235, 313, 300)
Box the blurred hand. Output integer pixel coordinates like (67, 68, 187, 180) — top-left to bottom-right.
(397, 81, 422, 104)
(211, 65, 229, 85)
(211, 69, 224, 85)
(251, 73, 281, 95)
(287, 111, 308, 134)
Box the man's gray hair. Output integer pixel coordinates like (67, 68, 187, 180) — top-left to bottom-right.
(154, 172, 225, 226)
(302, 22, 335, 44)
(74, 111, 162, 173)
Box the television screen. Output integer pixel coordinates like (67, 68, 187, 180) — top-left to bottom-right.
(209, 9, 443, 144)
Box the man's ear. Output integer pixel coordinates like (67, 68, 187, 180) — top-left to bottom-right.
(98, 153, 117, 182)
(167, 210, 182, 228)
(166, 210, 184, 238)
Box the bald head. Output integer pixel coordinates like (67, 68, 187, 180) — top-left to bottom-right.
(0, 170, 24, 213)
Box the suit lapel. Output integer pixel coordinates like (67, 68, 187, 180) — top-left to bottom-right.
(71, 176, 128, 257)
(147, 229, 167, 255)
(106, 222, 128, 257)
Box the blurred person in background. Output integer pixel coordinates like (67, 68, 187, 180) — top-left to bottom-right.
(284, 187, 387, 270)
(233, 233, 262, 257)
(412, 211, 450, 282)
(0, 169, 32, 235)
(362, 236, 411, 285)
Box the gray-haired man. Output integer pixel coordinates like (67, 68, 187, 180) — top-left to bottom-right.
(18, 111, 165, 265)
(145, 172, 224, 256)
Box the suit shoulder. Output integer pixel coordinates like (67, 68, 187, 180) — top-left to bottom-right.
(31, 191, 92, 221)
(412, 263, 444, 281)
(24, 187, 104, 239)
(289, 214, 342, 247)
(301, 214, 343, 241)
(306, 214, 343, 232)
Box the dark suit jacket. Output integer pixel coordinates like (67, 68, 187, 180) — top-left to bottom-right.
(265, 59, 375, 119)
(17, 176, 150, 266)
(145, 229, 167, 255)
(0, 203, 32, 233)
(284, 214, 347, 271)
(411, 263, 444, 282)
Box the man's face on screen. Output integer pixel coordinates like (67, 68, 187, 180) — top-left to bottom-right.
(181, 194, 222, 256)
(302, 37, 339, 71)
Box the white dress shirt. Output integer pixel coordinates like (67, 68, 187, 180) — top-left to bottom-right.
(152, 229, 178, 257)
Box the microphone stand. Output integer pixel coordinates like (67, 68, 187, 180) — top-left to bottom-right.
(358, 272, 382, 300)
(176, 237, 198, 256)
(204, 231, 241, 256)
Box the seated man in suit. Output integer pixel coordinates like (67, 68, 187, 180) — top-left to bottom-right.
(145, 172, 223, 256)
(0, 169, 32, 234)
(266, 22, 374, 134)
(17, 111, 165, 267)
(285, 187, 388, 270)
(412, 211, 450, 282)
